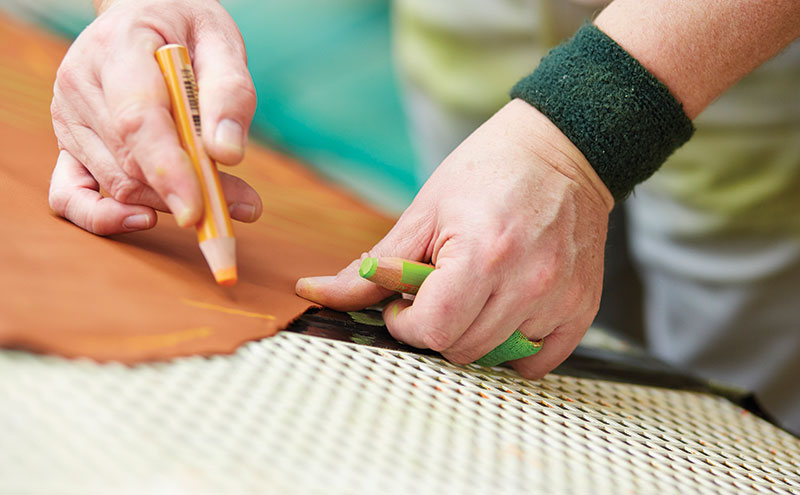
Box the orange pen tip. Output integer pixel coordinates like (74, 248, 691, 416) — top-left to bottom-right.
(214, 266, 238, 286)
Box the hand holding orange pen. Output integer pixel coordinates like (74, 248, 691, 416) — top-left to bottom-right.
(155, 44, 237, 285)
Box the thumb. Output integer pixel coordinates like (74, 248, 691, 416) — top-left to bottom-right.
(296, 254, 394, 312)
(192, 22, 256, 166)
(296, 213, 434, 310)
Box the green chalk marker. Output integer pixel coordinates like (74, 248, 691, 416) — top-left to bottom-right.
(473, 329, 540, 367)
(358, 257, 543, 366)
(358, 257, 433, 295)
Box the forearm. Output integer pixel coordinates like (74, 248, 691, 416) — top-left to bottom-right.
(595, 0, 800, 119)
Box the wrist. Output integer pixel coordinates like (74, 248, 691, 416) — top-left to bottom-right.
(510, 23, 694, 202)
(504, 98, 614, 213)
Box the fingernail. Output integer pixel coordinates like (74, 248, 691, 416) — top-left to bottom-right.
(297, 276, 335, 290)
(296, 278, 312, 297)
(296, 276, 335, 299)
(228, 202, 257, 222)
(166, 194, 194, 228)
(122, 214, 151, 231)
(215, 118, 244, 154)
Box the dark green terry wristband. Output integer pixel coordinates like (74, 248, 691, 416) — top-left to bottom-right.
(510, 24, 694, 201)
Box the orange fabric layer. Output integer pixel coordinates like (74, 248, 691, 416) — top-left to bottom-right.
(0, 14, 394, 363)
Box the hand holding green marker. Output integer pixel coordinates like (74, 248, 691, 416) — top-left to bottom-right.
(358, 257, 543, 366)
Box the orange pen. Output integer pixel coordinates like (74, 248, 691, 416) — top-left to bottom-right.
(155, 44, 237, 286)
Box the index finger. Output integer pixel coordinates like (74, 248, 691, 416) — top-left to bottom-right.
(101, 32, 202, 227)
(382, 258, 491, 351)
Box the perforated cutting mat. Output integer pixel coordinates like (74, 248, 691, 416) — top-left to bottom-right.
(2, 331, 799, 495)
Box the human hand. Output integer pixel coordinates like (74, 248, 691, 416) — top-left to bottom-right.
(49, 0, 262, 235)
(296, 99, 613, 378)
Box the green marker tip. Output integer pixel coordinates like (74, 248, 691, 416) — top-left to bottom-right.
(359, 257, 378, 279)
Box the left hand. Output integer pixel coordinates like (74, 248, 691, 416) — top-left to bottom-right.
(296, 99, 613, 378)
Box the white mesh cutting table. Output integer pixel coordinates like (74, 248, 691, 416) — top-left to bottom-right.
(2, 322, 799, 495)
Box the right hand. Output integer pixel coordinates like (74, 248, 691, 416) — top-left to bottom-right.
(49, 0, 262, 235)
(297, 99, 614, 379)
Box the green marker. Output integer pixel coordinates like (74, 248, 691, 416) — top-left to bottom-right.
(358, 257, 543, 366)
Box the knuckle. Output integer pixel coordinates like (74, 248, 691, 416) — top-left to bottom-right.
(483, 233, 515, 266)
(223, 176, 260, 208)
(116, 149, 141, 178)
(370, 209, 434, 260)
(108, 176, 144, 204)
(515, 364, 546, 381)
(48, 185, 68, 215)
(50, 112, 72, 145)
(229, 77, 257, 112)
(192, 5, 225, 32)
(477, 229, 522, 279)
(522, 264, 558, 300)
(50, 187, 96, 234)
(232, 74, 257, 101)
(49, 98, 65, 124)
(207, 74, 256, 112)
(444, 349, 474, 365)
(419, 323, 453, 352)
(54, 63, 81, 94)
(113, 100, 150, 139)
(49, 102, 78, 144)
(84, 22, 114, 47)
